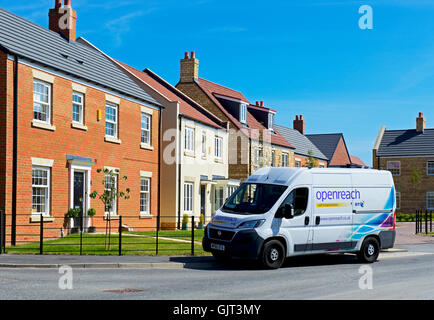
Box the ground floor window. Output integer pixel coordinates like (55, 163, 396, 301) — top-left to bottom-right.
(140, 177, 150, 214)
(227, 186, 237, 199)
(32, 166, 50, 216)
(427, 192, 434, 210)
(184, 182, 193, 213)
(215, 187, 224, 210)
(396, 191, 401, 210)
(282, 153, 288, 167)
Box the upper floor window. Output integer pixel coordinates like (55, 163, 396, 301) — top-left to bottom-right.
(141, 113, 151, 145)
(282, 153, 289, 167)
(105, 102, 118, 138)
(33, 80, 51, 123)
(240, 104, 247, 124)
(72, 91, 84, 124)
(387, 161, 400, 176)
(427, 161, 434, 176)
(202, 132, 207, 157)
(185, 127, 195, 153)
(268, 113, 274, 130)
(215, 136, 223, 159)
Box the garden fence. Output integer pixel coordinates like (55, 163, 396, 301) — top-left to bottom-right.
(415, 210, 433, 235)
(0, 211, 203, 256)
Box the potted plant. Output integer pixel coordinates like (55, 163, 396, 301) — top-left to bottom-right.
(66, 208, 80, 233)
(87, 208, 97, 233)
(182, 214, 189, 230)
(198, 214, 205, 229)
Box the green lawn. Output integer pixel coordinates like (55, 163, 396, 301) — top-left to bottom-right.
(5, 232, 208, 256)
(126, 229, 205, 242)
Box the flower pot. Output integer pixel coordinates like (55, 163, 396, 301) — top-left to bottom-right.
(182, 223, 188, 231)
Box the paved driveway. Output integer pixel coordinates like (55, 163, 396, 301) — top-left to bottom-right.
(395, 222, 434, 245)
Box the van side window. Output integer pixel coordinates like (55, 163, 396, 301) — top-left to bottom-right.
(280, 188, 309, 216)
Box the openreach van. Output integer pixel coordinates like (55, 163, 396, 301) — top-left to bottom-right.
(203, 167, 397, 269)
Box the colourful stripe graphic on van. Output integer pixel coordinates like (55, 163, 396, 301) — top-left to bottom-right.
(350, 187, 395, 241)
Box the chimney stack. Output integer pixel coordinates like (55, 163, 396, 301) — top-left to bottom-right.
(293, 114, 305, 135)
(49, 0, 77, 42)
(416, 112, 426, 133)
(180, 51, 199, 83)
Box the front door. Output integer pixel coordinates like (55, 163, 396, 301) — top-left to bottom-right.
(73, 171, 85, 220)
(200, 185, 206, 217)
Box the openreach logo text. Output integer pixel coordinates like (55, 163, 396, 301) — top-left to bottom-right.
(316, 189, 361, 202)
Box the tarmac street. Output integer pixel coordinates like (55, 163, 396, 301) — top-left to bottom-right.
(1, 243, 434, 300)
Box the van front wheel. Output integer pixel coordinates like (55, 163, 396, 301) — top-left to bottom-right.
(358, 237, 380, 263)
(261, 240, 285, 269)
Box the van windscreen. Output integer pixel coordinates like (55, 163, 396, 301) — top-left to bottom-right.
(222, 183, 288, 215)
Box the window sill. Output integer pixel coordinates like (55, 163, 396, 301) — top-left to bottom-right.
(184, 151, 195, 158)
(214, 158, 223, 163)
(30, 215, 55, 223)
(104, 214, 120, 220)
(139, 213, 154, 219)
(32, 120, 56, 131)
(140, 143, 154, 151)
(105, 136, 122, 144)
(71, 122, 88, 131)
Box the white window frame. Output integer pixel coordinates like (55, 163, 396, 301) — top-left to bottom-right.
(104, 173, 118, 216)
(214, 186, 224, 211)
(185, 127, 195, 153)
(282, 153, 289, 167)
(33, 79, 51, 124)
(141, 113, 151, 145)
(240, 104, 247, 124)
(254, 148, 262, 166)
(140, 177, 151, 215)
(215, 136, 223, 159)
(268, 113, 274, 130)
(387, 161, 401, 176)
(72, 91, 84, 125)
(202, 132, 207, 157)
(427, 161, 434, 176)
(396, 191, 401, 210)
(32, 166, 50, 217)
(184, 182, 194, 213)
(105, 102, 118, 138)
(427, 192, 434, 210)
(295, 159, 301, 168)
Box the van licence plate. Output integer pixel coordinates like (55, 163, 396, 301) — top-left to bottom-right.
(210, 243, 225, 251)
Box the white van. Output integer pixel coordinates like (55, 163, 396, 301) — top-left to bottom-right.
(203, 167, 397, 269)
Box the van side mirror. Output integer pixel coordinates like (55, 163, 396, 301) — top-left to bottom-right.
(278, 204, 294, 219)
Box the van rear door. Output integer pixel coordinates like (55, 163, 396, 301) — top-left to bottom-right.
(311, 173, 355, 251)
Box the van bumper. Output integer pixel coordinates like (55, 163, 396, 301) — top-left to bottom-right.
(379, 230, 396, 249)
(202, 227, 264, 260)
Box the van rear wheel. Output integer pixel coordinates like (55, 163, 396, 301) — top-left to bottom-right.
(358, 237, 380, 263)
(261, 240, 285, 269)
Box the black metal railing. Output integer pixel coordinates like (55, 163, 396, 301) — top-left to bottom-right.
(415, 210, 433, 235)
(0, 212, 204, 256)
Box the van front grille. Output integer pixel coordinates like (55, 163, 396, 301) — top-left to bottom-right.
(209, 227, 236, 241)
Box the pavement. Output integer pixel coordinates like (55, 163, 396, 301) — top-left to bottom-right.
(0, 221, 430, 269)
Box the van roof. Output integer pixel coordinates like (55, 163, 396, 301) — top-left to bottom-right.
(245, 167, 391, 186)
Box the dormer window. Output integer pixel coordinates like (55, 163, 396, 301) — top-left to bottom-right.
(240, 104, 247, 124)
(268, 113, 274, 131)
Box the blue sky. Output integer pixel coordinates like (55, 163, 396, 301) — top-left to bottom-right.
(2, 0, 434, 166)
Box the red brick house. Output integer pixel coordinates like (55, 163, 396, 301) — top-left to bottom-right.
(0, 2, 162, 243)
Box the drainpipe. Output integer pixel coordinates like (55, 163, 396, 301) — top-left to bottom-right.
(157, 106, 163, 232)
(11, 55, 18, 246)
(177, 115, 182, 229)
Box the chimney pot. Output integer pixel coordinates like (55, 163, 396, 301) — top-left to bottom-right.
(293, 114, 305, 135)
(191, 51, 196, 59)
(416, 112, 426, 133)
(260, 101, 264, 107)
(184, 52, 189, 59)
(55, 0, 62, 8)
(64, 0, 71, 7)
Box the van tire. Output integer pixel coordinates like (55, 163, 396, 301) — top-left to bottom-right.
(261, 240, 285, 269)
(358, 237, 380, 263)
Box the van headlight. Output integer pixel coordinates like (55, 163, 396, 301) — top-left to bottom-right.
(237, 219, 265, 229)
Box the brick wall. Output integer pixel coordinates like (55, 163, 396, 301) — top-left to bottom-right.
(374, 156, 434, 213)
(329, 137, 351, 166)
(2, 60, 160, 243)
